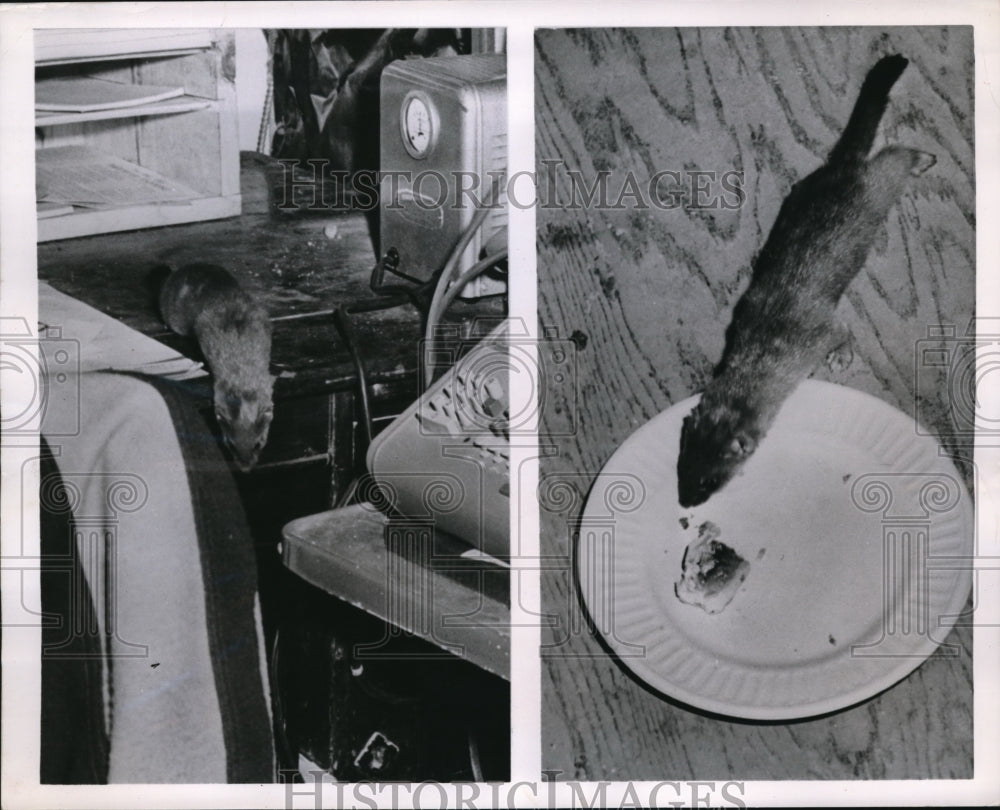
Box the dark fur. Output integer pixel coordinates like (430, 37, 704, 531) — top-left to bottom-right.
(318, 28, 462, 255)
(159, 263, 275, 471)
(677, 55, 934, 507)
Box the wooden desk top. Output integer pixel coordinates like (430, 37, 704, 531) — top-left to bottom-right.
(535, 27, 974, 780)
(282, 503, 510, 681)
(36, 153, 503, 399)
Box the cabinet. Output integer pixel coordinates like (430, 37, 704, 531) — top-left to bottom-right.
(34, 29, 241, 242)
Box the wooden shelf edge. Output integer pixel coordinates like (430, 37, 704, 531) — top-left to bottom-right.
(34, 29, 214, 65)
(282, 504, 510, 680)
(36, 95, 215, 127)
(37, 194, 242, 243)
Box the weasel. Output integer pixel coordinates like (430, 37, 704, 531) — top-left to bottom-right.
(676, 54, 934, 508)
(159, 263, 275, 472)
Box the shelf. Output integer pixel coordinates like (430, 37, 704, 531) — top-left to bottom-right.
(34, 28, 213, 66)
(35, 143, 240, 241)
(283, 503, 510, 680)
(37, 194, 242, 243)
(36, 94, 214, 127)
(33, 28, 241, 241)
(37, 144, 203, 206)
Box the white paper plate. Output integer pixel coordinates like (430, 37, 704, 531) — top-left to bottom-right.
(577, 380, 973, 720)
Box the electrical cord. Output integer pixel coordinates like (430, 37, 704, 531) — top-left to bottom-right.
(436, 248, 507, 323)
(467, 729, 484, 782)
(333, 308, 374, 449)
(334, 475, 362, 509)
(423, 248, 507, 387)
(269, 626, 301, 780)
(423, 178, 503, 387)
(423, 247, 507, 386)
(325, 291, 434, 509)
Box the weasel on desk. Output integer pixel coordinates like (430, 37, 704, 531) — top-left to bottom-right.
(676, 54, 934, 508)
(159, 263, 275, 472)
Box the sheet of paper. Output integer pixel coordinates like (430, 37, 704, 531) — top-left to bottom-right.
(38, 281, 206, 379)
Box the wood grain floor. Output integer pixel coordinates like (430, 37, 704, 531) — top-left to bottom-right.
(536, 26, 974, 780)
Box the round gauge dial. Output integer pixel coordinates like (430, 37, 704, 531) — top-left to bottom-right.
(402, 93, 435, 158)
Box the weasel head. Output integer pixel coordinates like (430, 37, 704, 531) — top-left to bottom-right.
(676, 394, 759, 508)
(213, 379, 275, 472)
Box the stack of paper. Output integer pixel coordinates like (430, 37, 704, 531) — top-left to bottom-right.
(38, 281, 206, 380)
(36, 145, 201, 209)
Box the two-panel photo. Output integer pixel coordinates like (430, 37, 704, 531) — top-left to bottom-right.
(0, 6, 992, 809)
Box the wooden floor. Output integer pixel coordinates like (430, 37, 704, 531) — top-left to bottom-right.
(536, 27, 974, 780)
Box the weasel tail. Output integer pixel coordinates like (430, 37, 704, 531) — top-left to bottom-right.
(828, 54, 908, 166)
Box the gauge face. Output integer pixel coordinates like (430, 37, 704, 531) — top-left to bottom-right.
(402, 94, 434, 158)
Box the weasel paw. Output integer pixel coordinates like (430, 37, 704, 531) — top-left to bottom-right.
(826, 341, 854, 373)
(910, 151, 936, 177)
